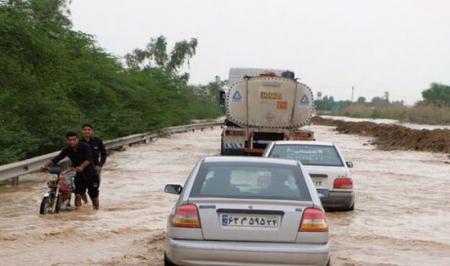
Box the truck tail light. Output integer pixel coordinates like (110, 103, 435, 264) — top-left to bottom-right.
(299, 208, 328, 232)
(333, 177, 353, 189)
(172, 204, 201, 228)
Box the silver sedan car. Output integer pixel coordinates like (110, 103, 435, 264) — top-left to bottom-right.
(264, 141, 355, 211)
(164, 156, 330, 266)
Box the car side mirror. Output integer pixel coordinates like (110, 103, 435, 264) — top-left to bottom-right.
(346, 161, 354, 168)
(165, 184, 183, 195)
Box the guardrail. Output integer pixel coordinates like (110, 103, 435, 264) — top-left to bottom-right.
(0, 121, 222, 185)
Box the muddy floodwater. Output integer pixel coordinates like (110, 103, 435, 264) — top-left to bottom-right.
(1, 125, 449, 265)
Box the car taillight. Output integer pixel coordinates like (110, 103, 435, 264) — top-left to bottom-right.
(172, 204, 201, 228)
(333, 177, 353, 189)
(299, 208, 328, 232)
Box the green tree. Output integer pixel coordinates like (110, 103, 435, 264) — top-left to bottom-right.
(125, 36, 198, 76)
(0, 0, 220, 165)
(357, 96, 367, 104)
(422, 83, 450, 107)
(314, 95, 335, 111)
(370, 96, 389, 106)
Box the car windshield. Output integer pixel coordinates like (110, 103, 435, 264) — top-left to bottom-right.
(268, 144, 344, 167)
(190, 162, 311, 201)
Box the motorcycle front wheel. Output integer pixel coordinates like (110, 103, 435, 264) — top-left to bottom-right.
(54, 195, 62, 213)
(39, 196, 49, 215)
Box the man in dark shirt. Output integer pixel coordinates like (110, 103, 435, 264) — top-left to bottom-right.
(80, 123, 106, 174)
(80, 123, 106, 210)
(42, 131, 100, 209)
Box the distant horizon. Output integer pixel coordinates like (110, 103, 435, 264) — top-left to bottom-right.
(70, 0, 450, 104)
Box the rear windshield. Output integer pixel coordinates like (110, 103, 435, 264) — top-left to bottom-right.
(268, 144, 344, 167)
(190, 162, 311, 201)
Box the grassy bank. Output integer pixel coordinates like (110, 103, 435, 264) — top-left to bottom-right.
(330, 104, 450, 125)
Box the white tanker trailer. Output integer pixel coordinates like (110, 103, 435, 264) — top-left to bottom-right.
(221, 68, 315, 156)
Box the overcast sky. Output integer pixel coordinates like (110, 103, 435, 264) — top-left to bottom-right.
(70, 0, 450, 104)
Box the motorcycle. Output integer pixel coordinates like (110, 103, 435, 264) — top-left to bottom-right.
(39, 167, 75, 215)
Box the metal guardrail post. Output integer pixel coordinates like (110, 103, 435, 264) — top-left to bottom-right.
(11, 176, 19, 186)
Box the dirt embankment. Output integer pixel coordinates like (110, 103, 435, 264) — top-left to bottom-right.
(312, 116, 450, 153)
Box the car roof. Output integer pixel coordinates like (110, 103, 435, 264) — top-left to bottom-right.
(202, 156, 299, 166)
(271, 141, 335, 146)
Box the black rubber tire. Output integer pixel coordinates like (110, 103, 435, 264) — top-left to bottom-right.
(54, 195, 62, 213)
(330, 205, 354, 212)
(164, 254, 177, 266)
(348, 203, 354, 211)
(39, 196, 49, 215)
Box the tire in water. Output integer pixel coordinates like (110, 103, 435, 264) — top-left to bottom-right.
(40, 196, 49, 215)
(54, 195, 62, 213)
(164, 254, 177, 266)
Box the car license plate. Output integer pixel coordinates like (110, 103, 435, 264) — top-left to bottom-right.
(220, 214, 280, 228)
(312, 178, 325, 187)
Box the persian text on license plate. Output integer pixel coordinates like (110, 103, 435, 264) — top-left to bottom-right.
(221, 214, 280, 228)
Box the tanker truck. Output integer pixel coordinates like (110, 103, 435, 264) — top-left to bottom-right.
(221, 68, 315, 156)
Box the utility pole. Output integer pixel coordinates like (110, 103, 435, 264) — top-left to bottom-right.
(351, 86, 354, 102)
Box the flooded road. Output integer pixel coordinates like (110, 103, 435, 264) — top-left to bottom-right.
(314, 126, 450, 265)
(1, 125, 449, 265)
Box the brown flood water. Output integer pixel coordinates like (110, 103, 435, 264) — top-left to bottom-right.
(0, 125, 449, 265)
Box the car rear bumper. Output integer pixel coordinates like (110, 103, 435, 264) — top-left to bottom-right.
(166, 238, 330, 266)
(321, 190, 354, 210)
(221, 148, 245, 156)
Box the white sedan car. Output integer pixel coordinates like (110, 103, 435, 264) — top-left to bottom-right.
(264, 141, 355, 211)
(164, 156, 330, 266)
